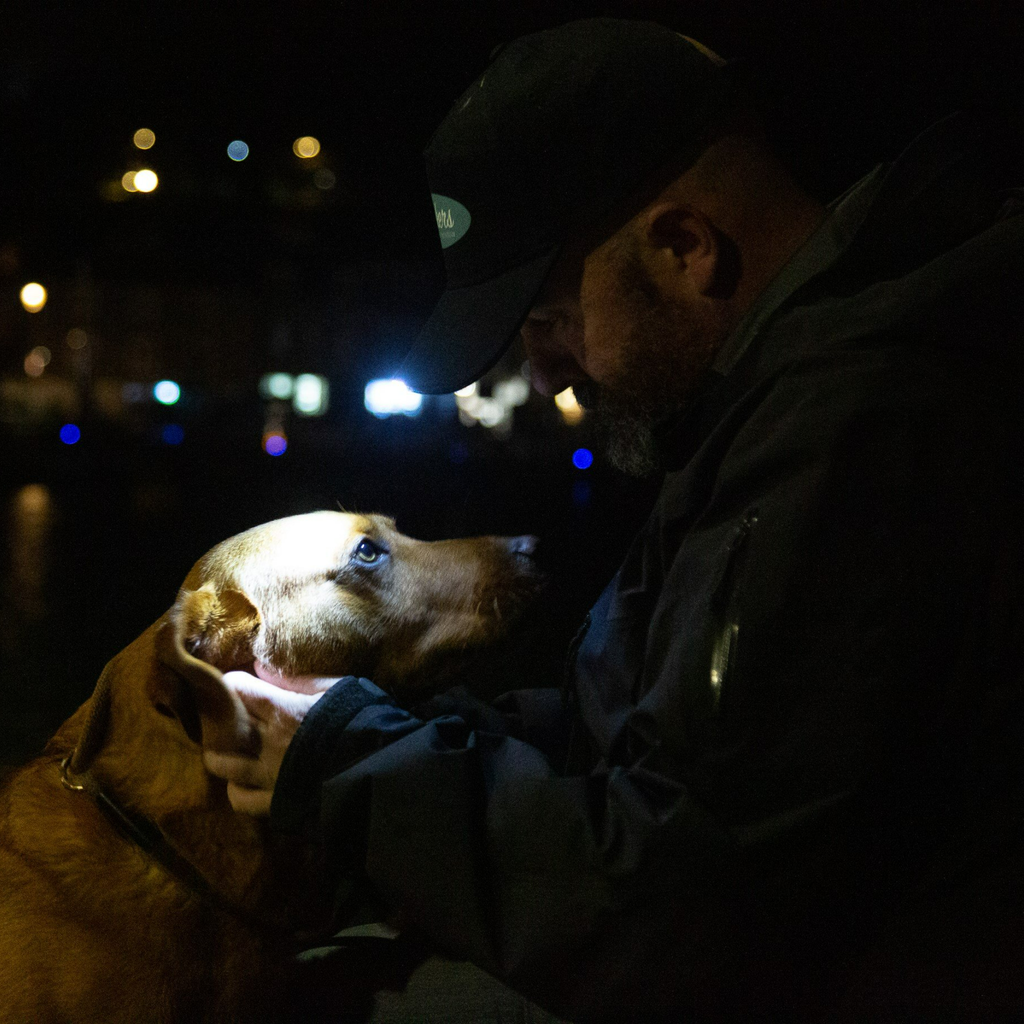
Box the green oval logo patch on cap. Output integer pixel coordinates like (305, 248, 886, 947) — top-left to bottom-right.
(432, 194, 471, 249)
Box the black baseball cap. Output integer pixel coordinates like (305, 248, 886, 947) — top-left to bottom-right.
(400, 18, 734, 395)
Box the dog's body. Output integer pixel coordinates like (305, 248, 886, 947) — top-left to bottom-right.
(0, 512, 540, 1024)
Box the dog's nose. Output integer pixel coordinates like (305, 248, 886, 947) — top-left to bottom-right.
(507, 535, 539, 558)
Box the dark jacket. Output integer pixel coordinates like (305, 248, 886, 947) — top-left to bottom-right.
(273, 115, 1024, 1022)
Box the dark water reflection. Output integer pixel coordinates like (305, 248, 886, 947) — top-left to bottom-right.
(0, 472, 201, 762)
(0, 445, 655, 766)
(3, 484, 53, 630)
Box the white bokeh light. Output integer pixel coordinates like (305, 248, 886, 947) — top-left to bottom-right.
(153, 380, 181, 405)
(364, 379, 423, 418)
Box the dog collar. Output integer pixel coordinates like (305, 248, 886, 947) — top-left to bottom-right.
(58, 755, 323, 949)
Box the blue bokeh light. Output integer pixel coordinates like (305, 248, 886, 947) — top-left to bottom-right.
(162, 423, 185, 445)
(572, 447, 594, 470)
(264, 433, 287, 456)
(227, 140, 250, 161)
(572, 480, 592, 507)
(59, 423, 81, 445)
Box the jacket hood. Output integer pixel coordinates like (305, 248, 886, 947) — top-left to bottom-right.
(654, 111, 1024, 472)
(821, 111, 1024, 288)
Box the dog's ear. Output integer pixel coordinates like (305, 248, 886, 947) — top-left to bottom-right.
(150, 586, 261, 753)
(174, 583, 261, 670)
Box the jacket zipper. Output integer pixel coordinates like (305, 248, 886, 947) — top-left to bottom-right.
(709, 510, 758, 711)
(561, 611, 592, 773)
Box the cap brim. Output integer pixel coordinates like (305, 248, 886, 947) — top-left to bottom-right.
(399, 247, 560, 395)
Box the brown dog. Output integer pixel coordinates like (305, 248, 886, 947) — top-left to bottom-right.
(0, 511, 540, 1024)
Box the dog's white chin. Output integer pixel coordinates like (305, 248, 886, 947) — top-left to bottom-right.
(253, 661, 338, 695)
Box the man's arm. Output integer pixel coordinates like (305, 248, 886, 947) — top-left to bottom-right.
(205, 348, 1022, 1021)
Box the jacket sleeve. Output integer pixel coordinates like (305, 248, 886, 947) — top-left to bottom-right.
(270, 348, 1022, 1022)
(271, 676, 736, 1021)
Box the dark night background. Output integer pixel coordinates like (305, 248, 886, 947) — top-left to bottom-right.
(3, 0, 1023, 765)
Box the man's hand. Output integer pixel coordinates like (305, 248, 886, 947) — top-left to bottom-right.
(203, 667, 334, 815)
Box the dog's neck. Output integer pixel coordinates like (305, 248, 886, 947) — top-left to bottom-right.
(2, 753, 281, 1022)
(42, 666, 326, 945)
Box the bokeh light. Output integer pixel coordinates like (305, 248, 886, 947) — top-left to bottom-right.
(293, 374, 328, 416)
(313, 168, 336, 191)
(24, 346, 51, 377)
(364, 379, 423, 418)
(555, 388, 584, 426)
(227, 140, 250, 162)
(20, 282, 47, 313)
(264, 432, 288, 456)
(122, 171, 139, 192)
(66, 328, 88, 350)
(453, 378, 525, 433)
(572, 447, 594, 470)
(475, 399, 507, 429)
(494, 377, 530, 408)
(17, 483, 51, 515)
(59, 423, 81, 445)
(260, 372, 294, 400)
(133, 169, 158, 193)
(292, 136, 321, 158)
(153, 380, 181, 405)
(161, 423, 185, 445)
(133, 128, 156, 150)
(572, 480, 592, 507)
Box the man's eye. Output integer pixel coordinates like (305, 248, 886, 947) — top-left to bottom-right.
(353, 538, 387, 565)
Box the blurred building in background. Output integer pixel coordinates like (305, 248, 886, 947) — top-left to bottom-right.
(2, 0, 1022, 760)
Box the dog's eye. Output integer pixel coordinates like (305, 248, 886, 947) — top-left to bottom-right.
(352, 538, 387, 565)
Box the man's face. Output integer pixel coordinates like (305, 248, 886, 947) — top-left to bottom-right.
(520, 229, 726, 476)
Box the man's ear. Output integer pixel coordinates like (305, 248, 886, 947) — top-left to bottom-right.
(148, 586, 261, 753)
(643, 203, 733, 298)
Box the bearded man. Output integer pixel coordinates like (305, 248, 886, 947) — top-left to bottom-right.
(205, 19, 1024, 1022)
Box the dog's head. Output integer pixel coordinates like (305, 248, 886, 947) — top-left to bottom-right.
(167, 511, 542, 704)
(63, 511, 540, 775)
(47, 511, 540, 931)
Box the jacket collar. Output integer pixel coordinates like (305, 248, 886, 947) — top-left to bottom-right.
(654, 112, 1016, 471)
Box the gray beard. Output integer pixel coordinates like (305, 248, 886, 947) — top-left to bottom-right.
(567, 244, 725, 478)
(572, 380, 665, 478)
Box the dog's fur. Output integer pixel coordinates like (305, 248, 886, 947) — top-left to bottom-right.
(0, 511, 540, 1024)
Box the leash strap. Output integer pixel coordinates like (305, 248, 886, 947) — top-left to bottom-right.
(59, 756, 315, 946)
(59, 620, 333, 953)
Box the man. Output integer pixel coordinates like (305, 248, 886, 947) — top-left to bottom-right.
(205, 19, 1024, 1021)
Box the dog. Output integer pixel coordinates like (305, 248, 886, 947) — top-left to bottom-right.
(0, 511, 541, 1024)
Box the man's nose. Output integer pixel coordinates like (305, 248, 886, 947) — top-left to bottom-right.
(519, 318, 586, 397)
